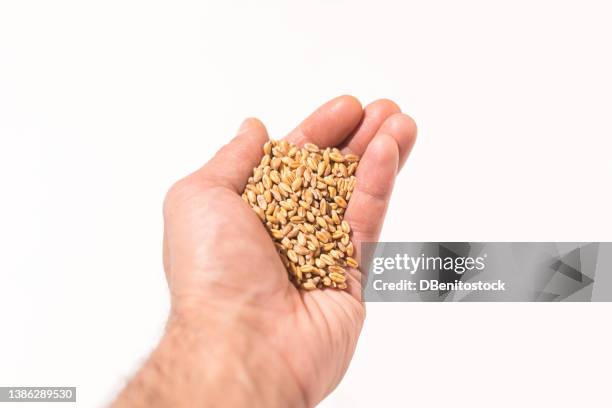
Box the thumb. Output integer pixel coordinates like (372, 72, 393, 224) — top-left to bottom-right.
(196, 118, 269, 192)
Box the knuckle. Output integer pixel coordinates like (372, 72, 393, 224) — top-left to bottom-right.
(163, 177, 199, 217)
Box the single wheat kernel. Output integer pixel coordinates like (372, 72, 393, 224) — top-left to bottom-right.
(332, 230, 344, 240)
(253, 206, 265, 221)
(301, 264, 315, 273)
(329, 272, 346, 283)
(329, 152, 345, 162)
(254, 168, 263, 182)
(304, 143, 320, 153)
(328, 265, 346, 274)
(344, 154, 359, 162)
(302, 281, 316, 290)
(316, 216, 327, 230)
(346, 257, 359, 268)
(333, 196, 347, 208)
(320, 254, 335, 266)
(341, 220, 350, 233)
(293, 245, 310, 256)
(287, 250, 298, 263)
(322, 242, 335, 252)
(242, 139, 359, 291)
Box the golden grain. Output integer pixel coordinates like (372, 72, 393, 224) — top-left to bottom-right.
(346, 257, 359, 268)
(293, 245, 310, 256)
(329, 152, 344, 163)
(329, 272, 346, 283)
(328, 265, 346, 274)
(320, 254, 335, 266)
(300, 264, 315, 273)
(333, 196, 347, 208)
(316, 216, 328, 229)
(341, 220, 350, 233)
(304, 143, 320, 153)
(287, 250, 298, 263)
(242, 140, 360, 291)
(302, 281, 316, 290)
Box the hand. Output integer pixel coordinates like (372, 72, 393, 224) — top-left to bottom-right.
(113, 96, 416, 408)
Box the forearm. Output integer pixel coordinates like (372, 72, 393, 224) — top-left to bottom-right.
(112, 311, 306, 408)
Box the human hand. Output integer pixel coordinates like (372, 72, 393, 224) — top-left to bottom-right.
(113, 96, 416, 408)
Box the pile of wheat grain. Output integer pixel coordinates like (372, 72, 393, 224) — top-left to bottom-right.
(242, 140, 359, 290)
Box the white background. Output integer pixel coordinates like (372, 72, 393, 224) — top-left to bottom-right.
(1, 1, 611, 407)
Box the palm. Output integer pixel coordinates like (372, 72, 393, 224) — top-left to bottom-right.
(282, 279, 365, 401)
(162, 180, 363, 399)
(163, 96, 416, 406)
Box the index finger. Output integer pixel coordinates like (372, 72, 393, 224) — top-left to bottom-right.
(284, 95, 363, 148)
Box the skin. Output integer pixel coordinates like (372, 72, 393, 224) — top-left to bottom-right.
(112, 96, 417, 408)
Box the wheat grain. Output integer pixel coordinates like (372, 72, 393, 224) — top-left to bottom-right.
(242, 139, 360, 291)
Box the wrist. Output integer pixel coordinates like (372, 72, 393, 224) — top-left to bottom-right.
(164, 308, 307, 407)
(114, 302, 307, 408)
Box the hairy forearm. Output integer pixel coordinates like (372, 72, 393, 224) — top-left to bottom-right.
(111, 311, 306, 408)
